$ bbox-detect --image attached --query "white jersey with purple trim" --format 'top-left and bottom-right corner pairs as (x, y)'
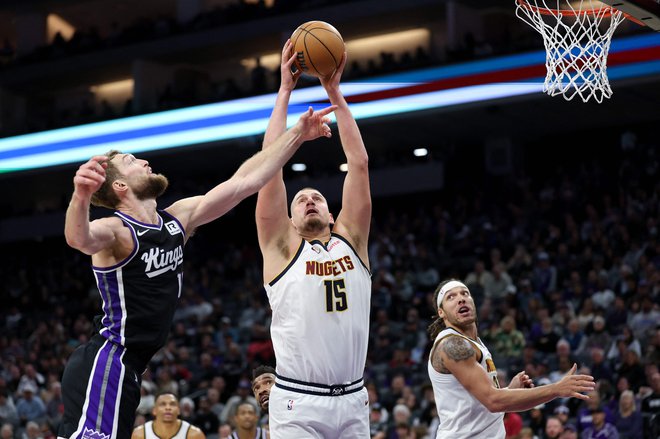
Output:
(428, 327), (505, 439)
(265, 233), (371, 385)
(144, 420), (191, 439)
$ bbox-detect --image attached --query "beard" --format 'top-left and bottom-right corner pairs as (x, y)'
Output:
(133, 173), (169, 200)
(301, 217), (327, 233)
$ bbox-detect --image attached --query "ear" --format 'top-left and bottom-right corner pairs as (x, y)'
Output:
(329, 212), (335, 225)
(112, 179), (128, 195)
(437, 307), (444, 319)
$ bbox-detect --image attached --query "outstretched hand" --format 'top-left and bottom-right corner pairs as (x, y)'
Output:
(508, 371), (534, 389)
(555, 364), (596, 400)
(295, 105), (337, 142)
(281, 39), (302, 92)
(73, 155), (108, 200)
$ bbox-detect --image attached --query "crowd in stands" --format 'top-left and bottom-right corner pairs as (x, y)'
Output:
(0, 0), (560, 138)
(0, 125), (658, 439)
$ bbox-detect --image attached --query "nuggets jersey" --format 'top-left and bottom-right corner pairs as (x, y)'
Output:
(92, 210), (185, 370)
(144, 420), (191, 439)
(265, 233), (371, 385)
(428, 328), (505, 439)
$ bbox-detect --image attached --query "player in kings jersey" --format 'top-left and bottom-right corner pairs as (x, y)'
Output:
(255, 41), (372, 438)
(59, 105), (337, 439)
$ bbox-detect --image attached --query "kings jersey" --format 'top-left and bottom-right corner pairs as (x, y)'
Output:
(92, 210), (184, 370)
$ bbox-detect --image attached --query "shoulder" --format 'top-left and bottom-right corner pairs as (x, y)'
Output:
(92, 215), (125, 229)
(131, 424), (145, 439)
(187, 424), (205, 439)
(438, 335), (478, 362)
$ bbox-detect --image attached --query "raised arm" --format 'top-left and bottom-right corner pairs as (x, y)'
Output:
(435, 336), (595, 413)
(255, 40), (302, 251)
(320, 53), (371, 263)
(64, 155), (118, 255)
(166, 105), (336, 233)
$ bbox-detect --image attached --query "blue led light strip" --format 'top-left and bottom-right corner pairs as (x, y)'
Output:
(1, 33), (658, 174)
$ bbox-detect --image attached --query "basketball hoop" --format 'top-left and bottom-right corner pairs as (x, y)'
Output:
(515, 0), (627, 103)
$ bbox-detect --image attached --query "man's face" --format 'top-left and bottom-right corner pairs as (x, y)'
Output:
(252, 373), (275, 412)
(290, 189), (332, 234)
(152, 394), (180, 423)
(439, 286), (476, 327)
(545, 418), (563, 438)
(111, 153), (168, 200)
(234, 403), (257, 430)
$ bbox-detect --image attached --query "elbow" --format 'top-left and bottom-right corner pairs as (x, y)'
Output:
(483, 395), (505, 413)
(351, 154), (369, 172)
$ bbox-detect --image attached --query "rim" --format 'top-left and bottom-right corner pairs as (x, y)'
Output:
(516, 0), (617, 17)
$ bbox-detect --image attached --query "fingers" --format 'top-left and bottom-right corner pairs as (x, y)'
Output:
(337, 51), (347, 73)
(572, 392), (591, 401)
(316, 105), (338, 117)
(567, 363), (577, 375)
(282, 39), (293, 60)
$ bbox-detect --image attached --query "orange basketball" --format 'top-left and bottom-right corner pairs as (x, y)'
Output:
(290, 21), (345, 78)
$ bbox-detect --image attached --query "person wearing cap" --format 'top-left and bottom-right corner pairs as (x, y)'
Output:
(427, 279), (596, 438)
(15, 383), (46, 426)
(581, 405), (619, 439)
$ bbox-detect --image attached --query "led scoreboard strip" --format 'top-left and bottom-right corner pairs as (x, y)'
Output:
(1, 33), (659, 174)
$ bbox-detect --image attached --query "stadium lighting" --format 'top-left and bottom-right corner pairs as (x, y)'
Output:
(414, 148), (428, 157)
(291, 163), (307, 172)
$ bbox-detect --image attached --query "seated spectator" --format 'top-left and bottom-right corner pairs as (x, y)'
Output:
(544, 415), (564, 439)
(492, 316), (526, 365)
(577, 391), (615, 432)
(640, 371), (660, 438)
(588, 347), (614, 384)
(581, 405), (619, 439)
(559, 423), (577, 439)
(0, 390), (18, 427)
(15, 383), (46, 426)
(613, 390), (642, 439)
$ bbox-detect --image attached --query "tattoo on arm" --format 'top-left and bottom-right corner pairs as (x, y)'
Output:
(442, 336), (476, 362)
(431, 344), (448, 373)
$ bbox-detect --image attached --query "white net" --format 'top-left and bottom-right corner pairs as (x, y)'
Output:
(515, 0), (626, 103)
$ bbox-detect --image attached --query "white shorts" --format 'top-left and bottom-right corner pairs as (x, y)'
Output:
(269, 384), (369, 439)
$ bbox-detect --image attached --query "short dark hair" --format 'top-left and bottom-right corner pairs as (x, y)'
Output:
(154, 390), (179, 402)
(252, 365), (276, 382)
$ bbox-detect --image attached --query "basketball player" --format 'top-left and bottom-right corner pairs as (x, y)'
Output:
(251, 365), (275, 413)
(230, 402), (268, 439)
(131, 392), (205, 439)
(428, 279), (597, 438)
(58, 105), (337, 439)
(255, 40), (371, 438)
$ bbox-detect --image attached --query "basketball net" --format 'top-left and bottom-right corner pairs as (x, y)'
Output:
(515, 0), (626, 103)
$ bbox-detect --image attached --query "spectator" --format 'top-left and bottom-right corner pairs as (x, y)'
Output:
(15, 384), (46, 426)
(559, 423), (577, 439)
(613, 390), (642, 439)
(543, 416), (563, 439)
(0, 390), (18, 427)
(581, 405), (619, 439)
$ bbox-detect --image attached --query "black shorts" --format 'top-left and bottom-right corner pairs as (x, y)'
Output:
(58, 335), (142, 439)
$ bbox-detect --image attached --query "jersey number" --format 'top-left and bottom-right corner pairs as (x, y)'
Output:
(324, 279), (347, 312)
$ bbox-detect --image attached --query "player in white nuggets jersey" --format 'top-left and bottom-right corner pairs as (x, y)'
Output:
(427, 280), (597, 439)
(60, 107), (336, 439)
(131, 392), (205, 439)
(256, 40), (372, 438)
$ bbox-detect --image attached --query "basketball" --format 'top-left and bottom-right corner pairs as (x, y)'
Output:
(290, 21), (345, 78)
